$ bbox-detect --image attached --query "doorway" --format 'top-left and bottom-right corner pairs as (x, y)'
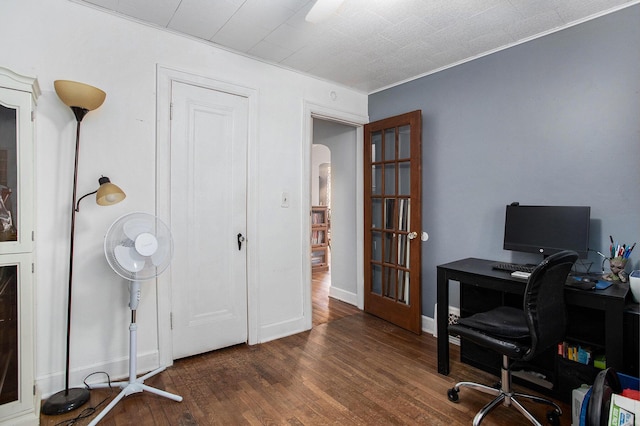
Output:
(310, 117), (364, 325)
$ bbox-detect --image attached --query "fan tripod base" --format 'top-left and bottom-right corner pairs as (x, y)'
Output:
(88, 366), (182, 425)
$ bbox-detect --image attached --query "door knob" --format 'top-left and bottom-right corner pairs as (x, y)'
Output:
(237, 233), (245, 250)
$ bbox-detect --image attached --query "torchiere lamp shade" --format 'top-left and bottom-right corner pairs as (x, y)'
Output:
(96, 176), (126, 206)
(54, 80), (106, 111)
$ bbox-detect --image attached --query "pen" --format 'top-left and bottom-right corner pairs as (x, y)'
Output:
(626, 242), (636, 258)
(610, 235), (614, 244)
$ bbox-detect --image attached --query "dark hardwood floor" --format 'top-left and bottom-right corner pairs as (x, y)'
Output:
(41, 271), (570, 425)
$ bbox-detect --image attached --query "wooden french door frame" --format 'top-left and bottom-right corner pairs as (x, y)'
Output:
(364, 110), (422, 334)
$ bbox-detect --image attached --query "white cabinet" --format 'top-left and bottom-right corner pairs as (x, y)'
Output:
(0, 67), (39, 425)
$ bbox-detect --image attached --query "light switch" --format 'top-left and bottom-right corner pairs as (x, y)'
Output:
(281, 192), (290, 208)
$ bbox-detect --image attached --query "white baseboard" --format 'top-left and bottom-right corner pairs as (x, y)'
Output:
(258, 315), (309, 344)
(37, 350), (160, 399)
(328, 286), (357, 305)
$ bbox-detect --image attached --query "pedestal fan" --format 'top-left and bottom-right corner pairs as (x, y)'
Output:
(88, 212), (182, 425)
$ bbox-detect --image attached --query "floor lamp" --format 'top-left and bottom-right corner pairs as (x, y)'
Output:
(41, 80), (126, 415)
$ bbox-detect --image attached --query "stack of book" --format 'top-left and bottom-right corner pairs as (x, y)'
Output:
(558, 341), (593, 365)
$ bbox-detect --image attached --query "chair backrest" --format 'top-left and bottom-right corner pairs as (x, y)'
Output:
(523, 250), (579, 361)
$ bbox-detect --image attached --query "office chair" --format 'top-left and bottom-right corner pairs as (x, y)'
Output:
(446, 250), (579, 426)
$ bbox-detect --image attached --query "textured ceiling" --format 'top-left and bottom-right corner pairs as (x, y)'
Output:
(78, 0), (638, 93)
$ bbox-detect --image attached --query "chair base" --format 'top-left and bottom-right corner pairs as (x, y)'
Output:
(447, 356), (561, 426)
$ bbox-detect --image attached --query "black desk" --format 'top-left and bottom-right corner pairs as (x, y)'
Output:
(436, 258), (629, 376)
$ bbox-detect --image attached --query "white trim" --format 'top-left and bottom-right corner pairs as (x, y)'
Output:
(155, 65), (260, 368)
(302, 101), (368, 329)
(39, 349), (159, 398)
(328, 287), (357, 306)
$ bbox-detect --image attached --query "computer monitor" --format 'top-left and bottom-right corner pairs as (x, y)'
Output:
(503, 204), (591, 258)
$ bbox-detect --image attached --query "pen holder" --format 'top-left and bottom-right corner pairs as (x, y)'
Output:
(602, 257), (629, 283)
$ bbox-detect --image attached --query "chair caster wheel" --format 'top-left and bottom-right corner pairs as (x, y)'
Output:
(447, 388), (459, 402)
(546, 409), (560, 426)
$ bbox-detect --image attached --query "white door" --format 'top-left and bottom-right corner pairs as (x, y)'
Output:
(169, 81), (248, 359)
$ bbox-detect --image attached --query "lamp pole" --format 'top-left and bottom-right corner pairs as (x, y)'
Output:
(42, 80), (116, 415)
(42, 109), (92, 414)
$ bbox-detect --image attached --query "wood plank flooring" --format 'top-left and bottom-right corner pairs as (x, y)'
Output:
(41, 271), (570, 425)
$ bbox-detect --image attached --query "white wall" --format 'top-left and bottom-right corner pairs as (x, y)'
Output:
(1, 0), (367, 397)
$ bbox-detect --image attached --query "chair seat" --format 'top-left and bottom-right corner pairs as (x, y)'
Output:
(449, 306), (532, 360)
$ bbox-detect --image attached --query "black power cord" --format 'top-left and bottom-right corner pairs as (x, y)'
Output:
(52, 372), (114, 426)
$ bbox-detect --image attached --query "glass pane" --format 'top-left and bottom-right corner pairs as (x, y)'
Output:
(0, 265), (18, 404)
(371, 165), (381, 195)
(397, 270), (410, 304)
(397, 234), (408, 266)
(371, 131), (382, 163)
(0, 105), (18, 242)
(371, 198), (382, 228)
(398, 161), (410, 196)
(398, 199), (410, 231)
(384, 164), (395, 195)
(384, 198), (395, 230)
(371, 264), (382, 295)
(384, 128), (395, 161)
(384, 232), (396, 264)
(398, 124), (411, 158)
(383, 266), (396, 299)
(371, 231), (382, 261)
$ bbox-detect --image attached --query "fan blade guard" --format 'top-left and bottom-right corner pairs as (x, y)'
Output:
(105, 212), (173, 281)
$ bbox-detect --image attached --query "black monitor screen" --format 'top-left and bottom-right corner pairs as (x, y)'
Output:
(503, 205), (590, 258)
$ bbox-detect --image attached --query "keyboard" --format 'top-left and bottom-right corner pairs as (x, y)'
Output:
(492, 262), (535, 273)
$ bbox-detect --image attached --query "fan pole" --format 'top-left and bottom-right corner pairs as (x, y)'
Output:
(87, 281), (182, 425)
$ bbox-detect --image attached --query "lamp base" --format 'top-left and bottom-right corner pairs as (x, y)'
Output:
(41, 387), (90, 415)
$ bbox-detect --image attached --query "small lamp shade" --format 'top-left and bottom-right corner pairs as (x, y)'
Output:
(54, 80), (106, 111)
(96, 176), (126, 206)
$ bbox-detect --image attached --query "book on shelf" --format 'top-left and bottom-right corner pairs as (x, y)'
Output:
(311, 230), (325, 245)
(558, 341), (600, 367)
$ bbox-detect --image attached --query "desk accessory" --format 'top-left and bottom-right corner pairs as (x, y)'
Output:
(603, 238), (635, 282)
(603, 256), (629, 282)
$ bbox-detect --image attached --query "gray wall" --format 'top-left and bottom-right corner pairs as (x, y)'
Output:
(313, 119), (359, 297)
(369, 5), (640, 317)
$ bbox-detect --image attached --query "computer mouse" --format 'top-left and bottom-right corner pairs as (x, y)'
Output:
(581, 277), (597, 283)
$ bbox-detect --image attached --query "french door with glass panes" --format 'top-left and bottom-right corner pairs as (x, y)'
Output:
(363, 111), (422, 334)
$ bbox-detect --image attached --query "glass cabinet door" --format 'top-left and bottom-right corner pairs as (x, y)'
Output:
(0, 68), (38, 424)
(0, 255), (34, 420)
(0, 264), (18, 405)
(0, 104), (18, 243)
(0, 86), (35, 255)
